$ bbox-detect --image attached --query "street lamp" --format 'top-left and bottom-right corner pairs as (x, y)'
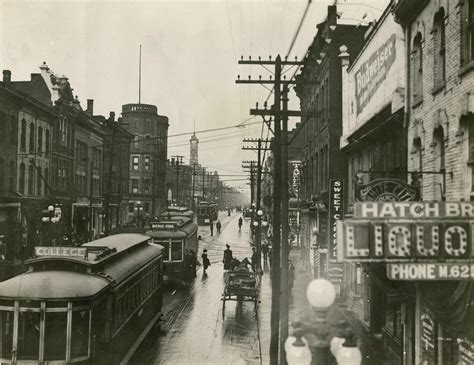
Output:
(252, 209), (267, 273)
(286, 279), (362, 365)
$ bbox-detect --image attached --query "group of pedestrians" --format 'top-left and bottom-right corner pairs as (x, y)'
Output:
(209, 219), (222, 236)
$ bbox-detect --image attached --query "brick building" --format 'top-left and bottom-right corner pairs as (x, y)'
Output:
(392, 0), (474, 363)
(121, 103), (168, 224)
(294, 5), (368, 279)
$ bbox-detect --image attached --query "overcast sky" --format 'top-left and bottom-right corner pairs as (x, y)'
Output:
(0, 0), (388, 191)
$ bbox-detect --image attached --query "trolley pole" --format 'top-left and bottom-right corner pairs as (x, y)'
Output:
(192, 164), (196, 212)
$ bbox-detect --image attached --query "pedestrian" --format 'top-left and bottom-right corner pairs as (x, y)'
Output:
(209, 221), (214, 236)
(262, 242), (269, 261)
(223, 244), (233, 270)
(288, 259), (295, 291)
(201, 249), (211, 274)
(189, 250), (198, 278)
(268, 247), (273, 268)
(251, 247), (258, 272)
(216, 220), (222, 234)
(238, 216), (243, 231)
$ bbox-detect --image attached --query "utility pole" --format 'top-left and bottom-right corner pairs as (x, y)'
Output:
(171, 155), (183, 205)
(236, 54), (308, 364)
(192, 164), (196, 212)
(280, 83), (290, 364)
(243, 138), (270, 273)
(89, 161), (94, 241)
(202, 167), (206, 200)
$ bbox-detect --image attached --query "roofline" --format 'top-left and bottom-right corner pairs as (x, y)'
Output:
(0, 82), (57, 117)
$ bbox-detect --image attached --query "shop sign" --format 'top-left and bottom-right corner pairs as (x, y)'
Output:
(387, 263), (474, 280)
(329, 179), (344, 262)
(355, 34), (396, 115)
(337, 202), (474, 268)
(290, 160), (301, 196)
(35, 246), (87, 259)
(328, 264), (343, 297)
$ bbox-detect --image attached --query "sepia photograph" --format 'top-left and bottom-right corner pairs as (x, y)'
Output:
(0, 0), (473, 364)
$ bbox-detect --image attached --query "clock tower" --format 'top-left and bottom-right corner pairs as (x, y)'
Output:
(190, 132), (199, 166)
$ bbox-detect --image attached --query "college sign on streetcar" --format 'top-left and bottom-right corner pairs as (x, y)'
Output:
(337, 202), (474, 280)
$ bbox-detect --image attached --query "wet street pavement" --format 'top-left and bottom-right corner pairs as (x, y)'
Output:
(131, 211), (272, 365)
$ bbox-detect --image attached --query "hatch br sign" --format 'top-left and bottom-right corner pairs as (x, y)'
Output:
(337, 202), (474, 277)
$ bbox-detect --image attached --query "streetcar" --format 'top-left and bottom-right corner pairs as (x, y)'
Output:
(146, 215), (198, 284)
(0, 234), (163, 365)
(159, 206), (195, 221)
(196, 200), (218, 225)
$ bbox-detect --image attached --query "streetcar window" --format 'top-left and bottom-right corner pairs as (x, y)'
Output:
(171, 241), (183, 261)
(44, 312), (67, 360)
(17, 311), (40, 360)
(161, 241), (170, 261)
(0, 310), (13, 359)
(71, 310), (90, 359)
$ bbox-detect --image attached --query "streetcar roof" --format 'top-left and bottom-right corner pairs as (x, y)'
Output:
(0, 270), (109, 300)
(27, 233), (152, 266)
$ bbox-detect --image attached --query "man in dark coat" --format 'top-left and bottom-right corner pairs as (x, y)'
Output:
(201, 249), (211, 274)
(223, 244), (233, 270)
(251, 247), (259, 272)
(262, 243), (269, 262)
(216, 220), (222, 234)
(209, 221), (214, 236)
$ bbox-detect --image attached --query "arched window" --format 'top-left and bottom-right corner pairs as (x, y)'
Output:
(20, 119), (26, 150)
(432, 127), (445, 200)
(28, 164), (34, 195)
(0, 112), (5, 143)
(10, 116), (17, 146)
(433, 9), (446, 89)
(8, 161), (14, 193)
(412, 137), (423, 173)
(461, 0), (474, 65)
(45, 129), (50, 154)
(0, 159), (4, 192)
(38, 126), (43, 154)
(37, 166), (42, 196)
(19, 163), (25, 194)
(29, 123), (35, 152)
(412, 33), (423, 105)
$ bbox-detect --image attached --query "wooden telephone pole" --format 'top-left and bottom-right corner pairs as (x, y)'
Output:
(236, 55), (310, 364)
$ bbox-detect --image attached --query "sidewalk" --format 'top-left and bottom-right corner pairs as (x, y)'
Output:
(288, 248), (397, 365)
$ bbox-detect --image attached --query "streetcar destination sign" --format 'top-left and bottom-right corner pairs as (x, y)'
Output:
(387, 263), (474, 280)
(35, 246), (87, 258)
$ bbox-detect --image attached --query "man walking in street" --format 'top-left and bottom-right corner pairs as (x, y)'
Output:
(209, 220), (214, 236)
(238, 216), (243, 231)
(216, 220), (222, 234)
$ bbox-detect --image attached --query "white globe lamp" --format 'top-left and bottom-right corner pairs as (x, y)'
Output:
(306, 279), (336, 309)
(335, 334), (362, 365)
(330, 336), (346, 357)
(262, 221), (268, 227)
(48, 205), (54, 212)
(257, 209), (263, 216)
(285, 336), (312, 365)
(253, 221), (258, 227)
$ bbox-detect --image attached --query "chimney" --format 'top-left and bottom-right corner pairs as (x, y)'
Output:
(109, 111), (115, 122)
(3, 70), (11, 84)
(87, 99), (94, 115)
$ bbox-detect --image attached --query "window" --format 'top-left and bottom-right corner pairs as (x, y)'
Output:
(462, 0), (474, 65)
(433, 9), (446, 89)
(145, 135), (153, 152)
(412, 33), (423, 105)
(77, 141), (88, 162)
(19, 163), (25, 194)
(37, 166), (42, 196)
(28, 164), (34, 195)
(132, 156), (139, 171)
(171, 241), (183, 261)
(37, 126), (43, 154)
(131, 179), (139, 193)
(44, 167), (49, 191)
(8, 161), (14, 193)
(10, 116), (17, 146)
(0, 159), (4, 192)
(17, 311), (41, 360)
(59, 115), (67, 146)
(92, 147), (102, 168)
(71, 310), (90, 358)
(145, 156), (150, 171)
(44, 312), (67, 360)
(20, 119), (26, 150)
(133, 135), (139, 149)
(0, 112), (5, 143)
(29, 123), (35, 152)
(0, 310), (14, 359)
(45, 129), (50, 153)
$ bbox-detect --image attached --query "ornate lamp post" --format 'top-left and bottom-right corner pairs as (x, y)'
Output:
(252, 209), (267, 273)
(286, 279), (362, 365)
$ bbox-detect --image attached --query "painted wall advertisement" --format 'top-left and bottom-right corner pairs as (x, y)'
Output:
(328, 179), (344, 295)
(355, 34), (396, 115)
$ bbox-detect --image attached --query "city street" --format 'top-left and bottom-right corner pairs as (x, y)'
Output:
(131, 211), (272, 365)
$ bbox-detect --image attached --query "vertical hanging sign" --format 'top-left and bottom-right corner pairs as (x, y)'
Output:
(329, 179), (344, 262)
